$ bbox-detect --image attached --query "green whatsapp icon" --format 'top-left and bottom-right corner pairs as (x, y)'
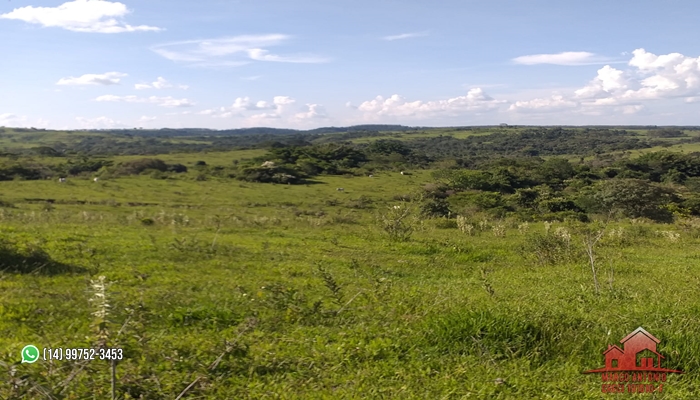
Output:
(21, 345), (40, 364)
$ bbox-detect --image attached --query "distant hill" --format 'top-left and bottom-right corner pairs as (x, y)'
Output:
(81, 125), (420, 137)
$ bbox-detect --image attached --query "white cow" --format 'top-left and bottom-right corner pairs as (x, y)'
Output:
(336, 188), (344, 192)
(58, 178), (66, 183)
(368, 174), (373, 178)
(93, 178), (99, 182)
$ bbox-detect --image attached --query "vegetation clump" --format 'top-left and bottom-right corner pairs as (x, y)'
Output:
(0, 238), (75, 274)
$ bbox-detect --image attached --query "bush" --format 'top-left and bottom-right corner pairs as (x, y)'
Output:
(168, 163), (188, 173)
(519, 233), (576, 266)
(115, 158), (168, 175)
(378, 204), (417, 242)
(238, 166), (303, 184)
(420, 198), (452, 218)
(586, 178), (676, 222)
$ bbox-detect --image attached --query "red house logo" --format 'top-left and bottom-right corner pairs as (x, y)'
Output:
(584, 327), (683, 394)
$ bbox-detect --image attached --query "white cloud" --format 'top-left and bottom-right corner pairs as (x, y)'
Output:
(200, 96), (295, 118)
(574, 49), (700, 104)
(295, 104), (328, 120)
(241, 75), (262, 81)
(513, 51), (606, 66)
(0, 113), (28, 127)
(57, 72), (127, 86)
(138, 116), (157, 122)
(508, 95), (578, 112)
(247, 48), (329, 63)
(75, 116), (125, 129)
(135, 77), (188, 90)
(509, 48), (700, 116)
(94, 95), (194, 107)
(382, 32), (429, 41)
(273, 96), (296, 106)
(356, 88), (505, 119)
(151, 35), (329, 67)
(574, 65), (630, 99)
(0, 0), (161, 33)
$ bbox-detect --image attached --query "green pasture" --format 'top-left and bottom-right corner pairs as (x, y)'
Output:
(1, 169), (700, 398)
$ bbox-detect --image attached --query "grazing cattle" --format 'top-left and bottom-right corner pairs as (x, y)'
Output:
(93, 178), (99, 182)
(58, 178), (66, 183)
(400, 171), (412, 176)
(368, 174), (373, 178)
(336, 188), (344, 192)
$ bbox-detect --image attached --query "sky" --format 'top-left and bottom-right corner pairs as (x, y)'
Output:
(1, 0), (700, 130)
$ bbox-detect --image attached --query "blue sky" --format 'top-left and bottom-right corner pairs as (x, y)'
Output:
(1, 0), (700, 130)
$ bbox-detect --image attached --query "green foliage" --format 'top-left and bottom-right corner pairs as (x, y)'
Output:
(237, 165), (303, 184)
(365, 139), (413, 156)
(5, 133), (700, 397)
(586, 178), (675, 222)
(378, 203), (418, 241)
(420, 198), (452, 218)
(647, 128), (687, 138)
(425, 309), (567, 361)
(519, 232), (575, 265)
(60, 158), (114, 175)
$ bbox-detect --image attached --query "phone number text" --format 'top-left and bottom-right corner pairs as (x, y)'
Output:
(43, 348), (124, 361)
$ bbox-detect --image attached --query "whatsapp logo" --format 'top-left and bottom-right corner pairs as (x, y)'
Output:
(21, 345), (40, 364)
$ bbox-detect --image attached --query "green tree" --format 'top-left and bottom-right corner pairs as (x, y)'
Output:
(587, 178), (676, 222)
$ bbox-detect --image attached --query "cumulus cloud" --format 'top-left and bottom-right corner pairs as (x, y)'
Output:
(574, 49), (700, 104)
(509, 48), (700, 116)
(513, 51), (607, 66)
(382, 32), (429, 41)
(356, 88), (505, 119)
(151, 34), (329, 67)
(94, 95), (194, 107)
(295, 104), (328, 120)
(135, 77), (188, 90)
(57, 72), (127, 86)
(199, 96), (296, 118)
(508, 95), (578, 112)
(0, 0), (161, 33)
(574, 65), (630, 99)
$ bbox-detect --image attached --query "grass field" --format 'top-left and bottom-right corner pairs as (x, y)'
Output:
(2, 164), (700, 399)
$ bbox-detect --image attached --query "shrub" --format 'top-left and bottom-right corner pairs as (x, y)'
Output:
(519, 233), (575, 266)
(115, 158), (168, 175)
(238, 165), (303, 184)
(586, 179), (676, 222)
(378, 204), (417, 242)
(167, 163), (188, 173)
(420, 198), (452, 218)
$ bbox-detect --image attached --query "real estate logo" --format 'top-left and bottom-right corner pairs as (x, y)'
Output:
(583, 327), (683, 394)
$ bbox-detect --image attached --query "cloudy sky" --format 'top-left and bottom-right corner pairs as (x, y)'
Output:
(2, 0), (700, 130)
